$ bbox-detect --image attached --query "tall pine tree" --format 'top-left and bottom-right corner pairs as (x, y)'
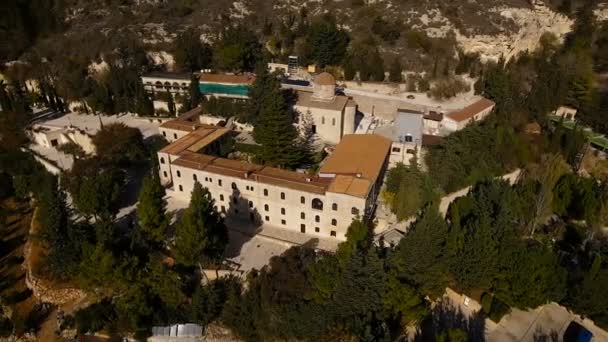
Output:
(174, 182), (228, 266)
(252, 68), (305, 169)
(136, 172), (170, 244)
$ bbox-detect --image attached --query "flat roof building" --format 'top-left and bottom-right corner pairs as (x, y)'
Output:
(157, 113), (391, 243)
(199, 73), (256, 99)
(142, 72), (191, 95)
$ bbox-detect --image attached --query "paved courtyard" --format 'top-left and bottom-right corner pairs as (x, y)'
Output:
(487, 303), (608, 341)
(33, 112), (163, 139)
(166, 194), (339, 272)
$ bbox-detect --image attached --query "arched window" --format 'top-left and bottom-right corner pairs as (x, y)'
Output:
(300, 196), (305, 204)
(162, 131), (166, 137)
(312, 198), (323, 210)
(163, 171), (168, 177)
(351, 207), (360, 215)
(173, 133), (178, 139)
(331, 219), (337, 226)
(264, 204), (269, 212)
(332, 203), (338, 211)
(231, 182), (237, 190)
(178, 185), (183, 192)
(193, 174), (197, 181)
(264, 189), (268, 196)
(160, 157), (165, 164)
(249, 201), (253, 208)
(176, 170), (181, 177)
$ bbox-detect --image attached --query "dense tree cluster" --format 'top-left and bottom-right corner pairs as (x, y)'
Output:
(0, 0), (65, 62)
(384, 163), (440, 221)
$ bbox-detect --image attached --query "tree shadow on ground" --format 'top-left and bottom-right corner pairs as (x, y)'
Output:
(533, 325), (559, 342)
(414, 301), (486, 342)
(222, 187), (259, 266)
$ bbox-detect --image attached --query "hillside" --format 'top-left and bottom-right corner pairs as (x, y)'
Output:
(3, 0), (606, 71)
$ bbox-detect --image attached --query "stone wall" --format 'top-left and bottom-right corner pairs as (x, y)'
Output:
(23, 208), (87, 306)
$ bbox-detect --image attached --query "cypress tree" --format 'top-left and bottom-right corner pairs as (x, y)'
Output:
(167, 91), (176, 117)
(389, 58), (402, 83)
(189, 75), (201, 108)
(174, 182), (228, 266)
(136, 172), (170, 244)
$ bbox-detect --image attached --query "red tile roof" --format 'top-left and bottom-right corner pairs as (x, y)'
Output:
(446, 98), (495, 122)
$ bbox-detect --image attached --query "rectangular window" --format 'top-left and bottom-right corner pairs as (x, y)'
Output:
(163, 171), (168, 177)
(405, 135), (413, 142)
(315, 227), (320, 233)
(176, 170), (181, 177)
(281, 208), (285, 215)
(301, 212), (305, 219)
(221, 206), (226, 213)
(178, 185), (183, 191)
(193, 174), (197, 181)
(281, 192), (285, 200)
(265, 216), (270, 222)
(392, 147), (401, 153)
(281, 219), (286, 225)
(331, 231), (337, 237)
(264, 189), (268, 196)
(300, 224), (306, 233)
(220, 194), (224, 201)
(218, 179), (222, 186)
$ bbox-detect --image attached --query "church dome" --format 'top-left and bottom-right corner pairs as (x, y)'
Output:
(314, 72), (336, 86)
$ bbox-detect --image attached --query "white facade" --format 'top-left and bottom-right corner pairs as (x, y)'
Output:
(387, 142), (419, 167)
(165, 162), (365, 241)
(30, 125), (96, 154)
(293, 73), (357, 145)
(142, 73), (191, 95)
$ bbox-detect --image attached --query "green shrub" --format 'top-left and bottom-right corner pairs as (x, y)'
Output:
(481, 293), (510, 323)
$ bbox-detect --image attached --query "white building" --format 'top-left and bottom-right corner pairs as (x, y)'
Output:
(442, 98), (496, 132)
(371, 109), (424, 167)
(157, 113), (391, 242)
(142, 72), (191, 95)
(30, 124), (96, 154)
(553, 106), (578, 120)
(293, 72), (357, 145)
